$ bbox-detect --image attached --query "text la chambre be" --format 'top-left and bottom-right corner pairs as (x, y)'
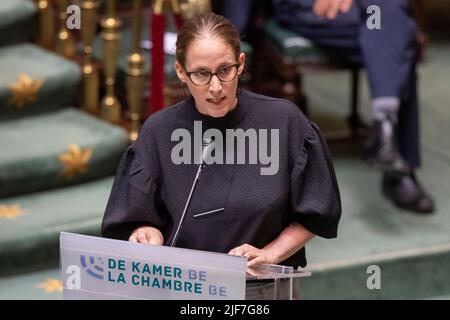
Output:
(107, 258), (228, 296)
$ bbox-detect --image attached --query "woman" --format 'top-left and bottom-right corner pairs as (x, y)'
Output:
(101, 13), (341, 272)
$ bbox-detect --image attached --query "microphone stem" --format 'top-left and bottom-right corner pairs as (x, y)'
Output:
(170, 163), (203, 247)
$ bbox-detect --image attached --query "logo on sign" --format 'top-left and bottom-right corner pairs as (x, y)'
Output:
(80, 255), (105, 280)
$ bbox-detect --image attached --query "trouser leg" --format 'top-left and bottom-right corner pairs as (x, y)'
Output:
(358, 0), (418, 98)
(398, 62), (420, 168)
(359, 0), (420, 168)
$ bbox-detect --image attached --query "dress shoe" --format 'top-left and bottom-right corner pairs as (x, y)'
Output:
(364, 117), (410, 173)
(382, 171), (434, 213)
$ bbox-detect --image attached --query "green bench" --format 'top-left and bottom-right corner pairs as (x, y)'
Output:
(254, 18), (366, 140)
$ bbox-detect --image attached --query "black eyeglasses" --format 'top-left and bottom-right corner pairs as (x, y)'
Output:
(184, 63), (240, 86)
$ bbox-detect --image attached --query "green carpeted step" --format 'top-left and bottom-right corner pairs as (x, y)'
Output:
(1, 262), (450, 300)
(301, 243), (450, 299)
(296, 144), (450, 300)
(1, 246), (450, 299)
(0, 108), (129, 198)
(0, 43), (81, 121)
(0, 0), (36, 47)
(426, 294), (450, 300)
(0, 176), (115, 276)
(0, 267), (62, 300)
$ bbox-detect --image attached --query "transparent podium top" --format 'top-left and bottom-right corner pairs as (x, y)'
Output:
(245, 264), (311, 281)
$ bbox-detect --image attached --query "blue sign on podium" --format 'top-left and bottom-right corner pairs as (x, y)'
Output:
(60, 232), (247, 300)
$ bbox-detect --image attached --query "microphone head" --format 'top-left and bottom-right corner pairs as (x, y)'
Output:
(202, 137), (213, 147)
(201, 138), (214, 164)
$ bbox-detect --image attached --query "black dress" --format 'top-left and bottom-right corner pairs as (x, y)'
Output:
(101, 89), (341, 268)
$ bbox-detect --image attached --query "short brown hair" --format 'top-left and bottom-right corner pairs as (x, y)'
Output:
(175, 13), (241, 67)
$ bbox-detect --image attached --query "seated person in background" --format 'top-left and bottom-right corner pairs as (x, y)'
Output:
(102, 13), (341, 298)
(225, 0), (434, 213)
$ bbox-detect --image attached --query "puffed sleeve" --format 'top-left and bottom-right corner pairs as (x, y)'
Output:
(290, 122), (342, 238)
(101, 144), (168, 240)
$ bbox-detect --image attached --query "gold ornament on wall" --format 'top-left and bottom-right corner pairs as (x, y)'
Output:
(37, 0), (55, 50)
(56, 0), (76, 58)
(180, 0), (211, 19)
(37, 279), (63, 293)
(127, 0), (144, 142)
(80, 0), (100, 114)
(58, 144), (93, 180)
(100, 0), (122, 123)
(0, 204), (25, 219)
(8, 74), (44, 108)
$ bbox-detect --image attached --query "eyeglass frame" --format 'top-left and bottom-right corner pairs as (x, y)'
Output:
(183, 63), (241, 86)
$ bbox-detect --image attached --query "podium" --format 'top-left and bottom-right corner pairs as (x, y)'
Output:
(60, 232), (310, 300)
(245, 264), (310, 300)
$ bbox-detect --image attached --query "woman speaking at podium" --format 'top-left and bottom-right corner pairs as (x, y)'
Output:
(101, 13), (341, 283)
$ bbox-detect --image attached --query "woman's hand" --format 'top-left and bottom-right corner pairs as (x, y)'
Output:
(228, 243), (277, 267)
(229, 223), (315, 268)
(129, 226), (164, 245)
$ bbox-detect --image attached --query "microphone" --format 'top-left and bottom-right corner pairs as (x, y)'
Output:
(201, 137), (215, 165)
(170, 138), (214, 247)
